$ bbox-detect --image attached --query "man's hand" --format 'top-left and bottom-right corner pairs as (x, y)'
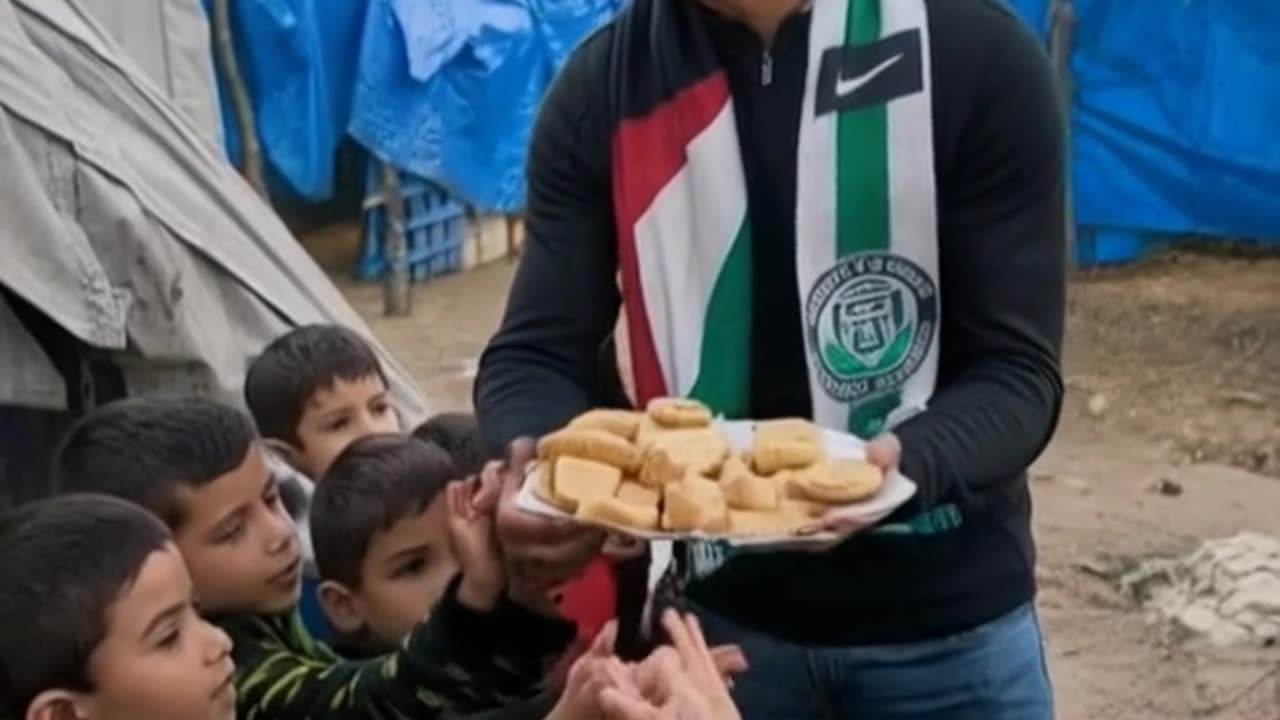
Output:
(496, 438), (607, 592)
(808, 432), (902, 542)
(446, 474), (504, 612)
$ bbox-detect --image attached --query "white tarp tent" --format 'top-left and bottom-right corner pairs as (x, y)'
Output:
(0, 0), (429, 421)
(75, 0), (223, 150)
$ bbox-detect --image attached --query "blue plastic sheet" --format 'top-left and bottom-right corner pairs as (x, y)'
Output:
(1010, 0), (1280, 262)
(207, 0), (365, 201)
(347, 0), (621, 213)
(214, 0), (1280, 256)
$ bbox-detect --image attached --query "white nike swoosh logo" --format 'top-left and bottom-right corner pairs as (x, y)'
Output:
(835, 53), (904, 98)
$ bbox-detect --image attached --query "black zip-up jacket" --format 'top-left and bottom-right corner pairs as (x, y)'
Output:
(476, 0), (1066, 646)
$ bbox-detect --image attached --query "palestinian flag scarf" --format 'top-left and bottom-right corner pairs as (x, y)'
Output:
(612, 0), (940, 438)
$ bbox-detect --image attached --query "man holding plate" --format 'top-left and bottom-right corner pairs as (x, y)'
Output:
(474, 0), (1066, 716)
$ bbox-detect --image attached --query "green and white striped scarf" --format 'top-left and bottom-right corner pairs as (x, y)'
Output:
(615, 0), (939, 440)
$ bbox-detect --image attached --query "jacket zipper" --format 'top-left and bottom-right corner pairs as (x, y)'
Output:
(761, 47), (774, 86)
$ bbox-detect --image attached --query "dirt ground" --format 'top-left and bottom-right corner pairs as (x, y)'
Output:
(329, 243), (1280, 719)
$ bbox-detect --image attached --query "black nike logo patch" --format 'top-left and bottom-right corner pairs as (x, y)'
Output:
(815, 29), (924, 117)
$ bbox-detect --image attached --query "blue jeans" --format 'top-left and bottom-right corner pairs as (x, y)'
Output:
(693, 602), (1054, 720)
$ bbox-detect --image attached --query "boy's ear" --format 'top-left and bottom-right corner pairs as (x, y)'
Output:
(317, 580), (364, 634)
(262, 439), (307, 473)
(26, 690), (85, 720)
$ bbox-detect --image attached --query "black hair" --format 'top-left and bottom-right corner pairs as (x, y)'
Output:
(244, 324), (387, 444)
(51, 396), (258, 529)
(311, 434), (458, 589)
(0, 494), (171, 717)
(411, 412), (488, 476)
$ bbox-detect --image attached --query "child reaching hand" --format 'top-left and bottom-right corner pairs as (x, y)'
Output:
(598, 611), (744, 720)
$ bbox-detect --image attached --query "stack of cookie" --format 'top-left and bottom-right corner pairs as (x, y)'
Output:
(531, 398), (885, 538)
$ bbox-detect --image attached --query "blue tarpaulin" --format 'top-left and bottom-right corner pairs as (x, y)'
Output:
(347, 0), (621, 212)
(214, 0), (1280, 261)
(206, 0), (366, 202)
(1010, 0), (1280, 262)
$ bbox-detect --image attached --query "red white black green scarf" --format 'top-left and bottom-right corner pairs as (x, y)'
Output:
(612, 0), (940, 439)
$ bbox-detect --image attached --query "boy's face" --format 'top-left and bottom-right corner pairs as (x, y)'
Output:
(53, 544), (236, 720)
(173, 444), (302, 616)
(324, 496), (457, 649)
(293, 375), (400, 479)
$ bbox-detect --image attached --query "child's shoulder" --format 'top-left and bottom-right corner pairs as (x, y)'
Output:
(216, 607), (339, 664)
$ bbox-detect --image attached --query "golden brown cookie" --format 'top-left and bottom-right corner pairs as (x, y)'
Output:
(788, 459), (884, 504)
(537, 427), (642, 473)
(728, 508), (808, 535)
(661, 474), (729, 532)
(551, 456), (623, 511)
(780, 497), (829, 519)
(576, 496), (660, 531)
(646, 397), (713, 428)
(634, 414), (664, 449)
(567, 409), (645, 441)
(751, 418), (823, 475)
(531, 465), (577, 513)
(616, 481), (661, 507)
(637, 447), (684, 488)
(723, 471), (781, 512)
(645, 427), (729, 477)
(718, 454), (752, 485)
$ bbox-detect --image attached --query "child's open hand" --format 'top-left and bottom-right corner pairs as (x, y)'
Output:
(545, 621), (623, 720)
(446, 473), (504, 611)
(599, 611), (744, 720)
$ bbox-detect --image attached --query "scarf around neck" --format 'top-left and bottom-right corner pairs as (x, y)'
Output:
(611, 0), (940, 439)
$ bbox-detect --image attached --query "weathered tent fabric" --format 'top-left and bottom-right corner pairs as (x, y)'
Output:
(0, 0), (429, 422)
(74, 0), (223, 150)
(0, 299), (65, 411)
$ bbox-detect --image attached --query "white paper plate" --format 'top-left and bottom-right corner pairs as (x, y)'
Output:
(515, 419), (917, 548)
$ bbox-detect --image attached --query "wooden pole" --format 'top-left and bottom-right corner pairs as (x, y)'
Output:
(211, 0), (267, 197)
(1048, 0), (1078, 265)
(380, 162), (412, 316)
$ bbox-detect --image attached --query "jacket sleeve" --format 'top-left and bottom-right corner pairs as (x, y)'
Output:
(473, 30), (620, 457)
(229, 581), (574, 720)
(892, 11), (1066, 510)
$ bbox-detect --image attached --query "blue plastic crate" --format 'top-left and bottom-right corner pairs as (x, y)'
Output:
(357, 164), (465, 282)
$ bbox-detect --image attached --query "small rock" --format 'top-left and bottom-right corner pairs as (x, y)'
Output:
(1060, 476), (1092, 495)
(1144, 477), (1183, 497)
(1086, 393), (1109, 418)
(1220, 389), (1267, 409)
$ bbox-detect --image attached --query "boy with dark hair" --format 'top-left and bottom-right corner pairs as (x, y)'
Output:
(311, 433), (467, 656)
(412, 411), (489, 476)
(53, 396), (578, 720)
(245, 323), (401, 479)
(0, 493), (235, 720)
(53, 396), (299, 614)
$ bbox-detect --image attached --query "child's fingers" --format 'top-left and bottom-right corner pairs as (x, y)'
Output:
(602, 656), (640, 695)
(472, 469), (502, 513)
(633, 646), (681, 702)
(659, 610), (697, 669)
(600, 687), (665, 720)
(708, 644), (749, 678)
(684, 614), (725, 677)
(590, 619), (619, 656)
(445, 481), (463, 517)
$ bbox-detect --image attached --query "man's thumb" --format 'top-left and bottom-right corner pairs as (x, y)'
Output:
(499, 437), (537, 498)
(864, 432), (901, 471)
(508, 436), (536, 468)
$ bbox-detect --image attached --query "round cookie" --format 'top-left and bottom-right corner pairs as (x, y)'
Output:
(645, 397), (713, 428)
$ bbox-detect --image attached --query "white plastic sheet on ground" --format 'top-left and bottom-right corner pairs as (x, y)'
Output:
(1123, 532), (1280, 647)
